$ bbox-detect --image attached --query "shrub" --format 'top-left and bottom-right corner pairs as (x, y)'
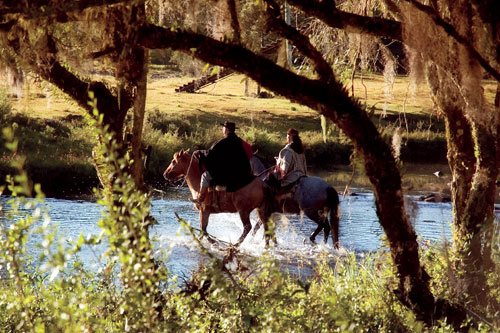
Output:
(147, 108), (193, 136)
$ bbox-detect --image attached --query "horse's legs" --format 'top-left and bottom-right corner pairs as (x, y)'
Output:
(304, 209), (328, 244)
(322, 217), (331, 244)
(319, 206), (331, 243)
(199, 210), (212, 241)
(252, 220), (262, 236)
(235, 211), (252, 246)
(256, 208), (275, 247)
(327, 187), (340, 249)
(309, 224), (323, 244)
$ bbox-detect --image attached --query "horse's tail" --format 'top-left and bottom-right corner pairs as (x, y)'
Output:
(327, 186), (340, 248)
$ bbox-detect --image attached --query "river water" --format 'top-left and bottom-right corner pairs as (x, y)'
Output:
(1, 186), (460, 279)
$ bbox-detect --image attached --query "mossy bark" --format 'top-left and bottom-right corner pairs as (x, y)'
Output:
(456, 124), (498, 307)
(128, 48), (149, 191)
(426, 64), (499, 310)
(90, 4), (149, 193)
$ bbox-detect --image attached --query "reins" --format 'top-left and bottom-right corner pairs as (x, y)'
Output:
(256, 166), (275, 177)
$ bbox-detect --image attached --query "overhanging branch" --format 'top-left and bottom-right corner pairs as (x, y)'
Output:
(288, 0), (500, 82)
(287, 0), (403, 41)
(138, 24), (354, 118)
(263, 0), (335, 83)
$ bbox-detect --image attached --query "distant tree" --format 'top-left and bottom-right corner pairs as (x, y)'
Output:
(0, 1), (149, 191)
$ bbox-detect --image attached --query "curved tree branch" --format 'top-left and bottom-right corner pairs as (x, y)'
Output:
(139, 24), (350, 114)
(286, 0), (403, 41)
(287, 0), (500, 83)
(263, 0), (335, 83)
(2, 25), (124, 133)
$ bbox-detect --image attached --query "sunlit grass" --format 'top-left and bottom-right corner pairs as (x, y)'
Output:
(6, 72), (438, 121)
(5, 70), (498, 126)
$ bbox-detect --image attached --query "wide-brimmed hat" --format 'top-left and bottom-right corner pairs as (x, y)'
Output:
(221, 121), (237, 131)
(287, 128), (299, 136)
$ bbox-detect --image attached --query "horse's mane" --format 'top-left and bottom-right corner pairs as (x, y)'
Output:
(175, 149), (197, 161)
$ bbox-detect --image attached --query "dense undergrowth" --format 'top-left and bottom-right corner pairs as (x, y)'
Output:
(0, 89), (447, 197)
(0, 101), (498, 331)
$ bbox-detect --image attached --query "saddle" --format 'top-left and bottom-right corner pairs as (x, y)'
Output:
(204, 184), (228, 211)
(269, 176), (306, 214)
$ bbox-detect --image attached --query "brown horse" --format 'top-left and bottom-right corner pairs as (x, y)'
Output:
(163, 149), (273, 246)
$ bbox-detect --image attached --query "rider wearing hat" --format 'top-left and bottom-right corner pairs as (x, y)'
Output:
(192, 121), (253, 204)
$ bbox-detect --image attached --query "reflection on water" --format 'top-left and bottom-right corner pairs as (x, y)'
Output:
(1, 186), (457, 278)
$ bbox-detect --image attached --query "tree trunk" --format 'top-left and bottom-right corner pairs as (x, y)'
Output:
(129, 48), (149, 191)
(324, 104), (438, 324)
(93, 3), (149, 193)
(426, 63), (499, 310)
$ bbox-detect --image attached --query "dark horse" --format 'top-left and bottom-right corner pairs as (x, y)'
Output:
(251, 155), (341, 248)
(163, 149), (273, 246)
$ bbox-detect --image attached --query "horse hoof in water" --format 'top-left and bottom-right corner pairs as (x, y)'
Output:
(308, 236), (318, 245)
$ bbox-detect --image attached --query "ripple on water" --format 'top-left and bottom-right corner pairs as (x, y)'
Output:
(0, 191), (455, 278)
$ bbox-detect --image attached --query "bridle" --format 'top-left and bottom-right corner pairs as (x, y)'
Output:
(177, 153), (197, 188)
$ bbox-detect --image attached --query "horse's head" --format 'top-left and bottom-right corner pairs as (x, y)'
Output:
(163, 149), (192, 182)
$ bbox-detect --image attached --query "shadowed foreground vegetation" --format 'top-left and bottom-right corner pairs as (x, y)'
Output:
(1, 117), (498, 332)
(0, 73), (456, 197)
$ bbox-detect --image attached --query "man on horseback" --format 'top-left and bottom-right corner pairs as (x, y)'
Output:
(267, 128), (307, 193)
(191, 121), (254, 205)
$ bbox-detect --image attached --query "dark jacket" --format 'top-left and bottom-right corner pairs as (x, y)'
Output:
(200, 132), (254, 192)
